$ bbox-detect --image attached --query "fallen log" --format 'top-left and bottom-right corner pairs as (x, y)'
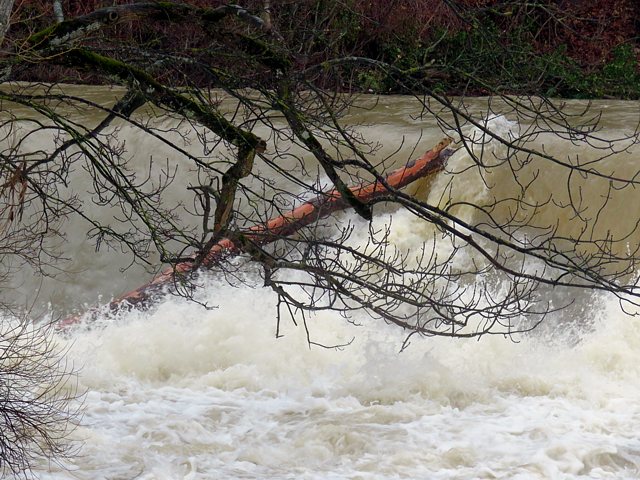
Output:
(60, 137), (455, 328)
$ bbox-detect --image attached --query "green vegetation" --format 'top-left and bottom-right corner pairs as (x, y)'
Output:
(353, 19), (639, 99)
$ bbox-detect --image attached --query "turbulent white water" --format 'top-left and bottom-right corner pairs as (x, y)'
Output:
(40, 268), (640, 479)
(5, 90), (640, 478)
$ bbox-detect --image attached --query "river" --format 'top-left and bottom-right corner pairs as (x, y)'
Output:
(4, 86), (640, 479)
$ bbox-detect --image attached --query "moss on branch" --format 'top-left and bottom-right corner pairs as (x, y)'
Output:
(58, 48), (262, 150)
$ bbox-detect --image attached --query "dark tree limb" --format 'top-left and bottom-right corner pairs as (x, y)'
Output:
(277, 93), (373, 221)
(51, 47), (265, 152)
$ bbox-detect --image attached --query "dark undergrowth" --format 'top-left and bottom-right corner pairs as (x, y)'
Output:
(6, 0), (639, 99)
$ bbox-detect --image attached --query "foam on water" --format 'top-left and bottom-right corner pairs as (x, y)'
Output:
(30, 220), (640, 479)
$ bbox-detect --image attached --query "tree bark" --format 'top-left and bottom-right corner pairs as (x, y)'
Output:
(0, 0), (15, 46)
(261, 0), (272, 31)
(53, 0), (64, 23)
(59, 138), (455, 328)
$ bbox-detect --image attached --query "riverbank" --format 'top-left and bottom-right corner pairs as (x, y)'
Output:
(7, 0), (639, 99)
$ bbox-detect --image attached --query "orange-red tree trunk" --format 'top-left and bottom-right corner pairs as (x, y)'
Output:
(60, 138), (454, 327)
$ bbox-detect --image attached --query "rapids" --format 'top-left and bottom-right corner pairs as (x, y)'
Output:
(4, 88), (640, 478)
(43, 275), (640, 479)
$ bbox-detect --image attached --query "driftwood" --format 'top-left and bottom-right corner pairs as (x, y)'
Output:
(59, 137), (455, 328)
